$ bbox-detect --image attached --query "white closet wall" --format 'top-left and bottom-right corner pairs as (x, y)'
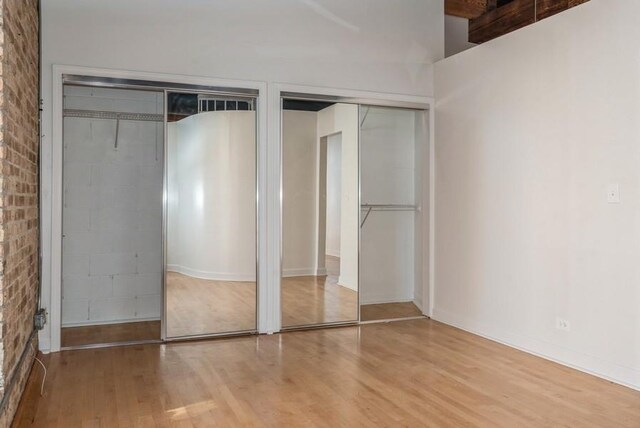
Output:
(62, 86), (163, 326)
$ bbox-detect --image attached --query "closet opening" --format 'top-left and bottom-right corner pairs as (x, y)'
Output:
(359, 106), (428, 322)
(59, 75), (259, 349)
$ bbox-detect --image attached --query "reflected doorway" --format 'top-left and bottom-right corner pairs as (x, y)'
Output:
(281, 99), (359, 328)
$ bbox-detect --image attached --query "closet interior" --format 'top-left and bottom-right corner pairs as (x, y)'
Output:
(61, 85), (164, 347)
(359, 106), (427, 321)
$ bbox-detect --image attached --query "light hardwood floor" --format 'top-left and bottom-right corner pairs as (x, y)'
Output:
(13, 319), (640, 427)
(166, 272), (257, 337)
(61, 321), (160, 348)
(282, 256), (358, 327)
(360, 301), (423, 321)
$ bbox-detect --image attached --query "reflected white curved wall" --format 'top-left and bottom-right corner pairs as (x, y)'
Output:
(167, 111), (256, 281)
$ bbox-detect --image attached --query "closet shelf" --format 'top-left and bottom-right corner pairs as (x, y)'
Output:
(360, 204), (419, 228)
(63, 109), (163, 122)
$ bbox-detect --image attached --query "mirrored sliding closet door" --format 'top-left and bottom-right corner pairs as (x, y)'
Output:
(165, 91), (257, 338)
(280, 98), (359, 328)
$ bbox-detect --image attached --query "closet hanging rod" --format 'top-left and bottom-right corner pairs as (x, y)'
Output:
(63, 109), (164, 122)
(360, 204), (419, 228)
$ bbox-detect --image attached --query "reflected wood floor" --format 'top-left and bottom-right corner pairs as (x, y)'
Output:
(14, 319), (640, 427)
(282, 256), (358, 327)
(360, 301), (423, 321)
(281, 276), (357, 327)
(60, 268), (359, 345)
(166, 272), (257, 337)
(62, 253), (420, 344)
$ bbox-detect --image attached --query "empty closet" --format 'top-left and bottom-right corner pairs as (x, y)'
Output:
(359, 106), (428, 321)
(61, 85), (164, 346)
(60, 78), (258, 348)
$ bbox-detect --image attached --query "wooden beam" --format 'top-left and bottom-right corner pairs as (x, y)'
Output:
(445, 0), (491, 19)
(469, 0), (590, 44)
(469, 0), (535, 44)
(568, 0), (589, 6)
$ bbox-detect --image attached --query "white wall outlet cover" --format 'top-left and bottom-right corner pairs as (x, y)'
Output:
(607, 184), (620, 204)
(556, 317), (571, 332)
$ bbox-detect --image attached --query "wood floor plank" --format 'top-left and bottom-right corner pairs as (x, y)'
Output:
(360, 302), (423, 321)
(12, 319), (640, 427)
(61, 321), (161, 347)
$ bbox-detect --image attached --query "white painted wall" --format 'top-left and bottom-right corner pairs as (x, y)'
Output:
(62, 86), (163, 326)
(41, 1), (443, 98)
(444, 15), (476, 58)
(326, 133), (342, 258)
(317, 104), (359, 290)
(167, 112), (256, 281)
(282, 110), (319, 277)
(435, 0), (640, 390)
(360, 107), (421, 304)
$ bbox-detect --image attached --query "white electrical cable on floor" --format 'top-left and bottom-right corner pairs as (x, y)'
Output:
(30, 342), (47, 396)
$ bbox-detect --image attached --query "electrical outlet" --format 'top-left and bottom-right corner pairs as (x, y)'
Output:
(556, 317), (571, 332)
(607, 184), (620, 203)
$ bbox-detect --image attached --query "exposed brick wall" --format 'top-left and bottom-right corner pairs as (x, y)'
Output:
(0, 0), (40, 424)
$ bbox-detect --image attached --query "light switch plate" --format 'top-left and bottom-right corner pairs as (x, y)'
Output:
(607, 184), (620, 204)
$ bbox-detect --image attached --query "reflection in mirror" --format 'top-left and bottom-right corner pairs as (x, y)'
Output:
(281, 100), (359, 327)
(166, 92), (257, 337)
(359, 106), (426, 322)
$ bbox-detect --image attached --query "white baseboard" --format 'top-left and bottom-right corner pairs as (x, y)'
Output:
(337, 275), (357, 291)
(38, 333), (51, 354)
(360, 295), (415, 305)
(282, 267), (325, 277)
(432, 307), (640, 392)
(62, 316), (161, 328)
(167, 264), (255, 282)
(413, 298), (423, 312)
(326, 249), (341, 258)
